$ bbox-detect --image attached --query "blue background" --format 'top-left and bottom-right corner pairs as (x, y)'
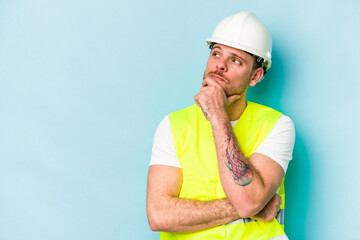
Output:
(1, 0), (359, 239)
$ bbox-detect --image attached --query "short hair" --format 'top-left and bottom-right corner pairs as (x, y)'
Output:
(208, 42), (267, 75)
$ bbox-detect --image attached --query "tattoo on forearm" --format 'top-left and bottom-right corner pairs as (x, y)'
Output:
(199, 104), (208, 117)
(224, 124), (253, 186)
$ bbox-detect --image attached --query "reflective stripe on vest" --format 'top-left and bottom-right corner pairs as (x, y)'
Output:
(229, 209), (284, 225)
(162, 101), (286, 240)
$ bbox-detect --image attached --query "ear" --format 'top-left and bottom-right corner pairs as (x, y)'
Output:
(249, 68), (264, 87)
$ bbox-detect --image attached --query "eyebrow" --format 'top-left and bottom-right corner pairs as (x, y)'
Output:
(212, 46), (248, 63)
(231, 52), (247, 63)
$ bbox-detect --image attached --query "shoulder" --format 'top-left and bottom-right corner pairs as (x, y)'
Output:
(247, 101), (280, 112)
(246, 101), (294, 131)
(246, 101), (282, 121)
(152, 115), (171, 151)
(274, 115), (295, 134)
(150, 115), (181, 168)
(254, 114), (295, 173)
(169, 104), (204, 131)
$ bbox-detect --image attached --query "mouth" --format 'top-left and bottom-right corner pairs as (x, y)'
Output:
(208, 74), (227, 83)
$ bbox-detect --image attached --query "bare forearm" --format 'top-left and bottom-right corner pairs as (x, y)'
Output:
(147, 196), (239, 232)
(193, 78), (284, 220)
(211, 119), (267, 216)
(221, 122), (255, 186)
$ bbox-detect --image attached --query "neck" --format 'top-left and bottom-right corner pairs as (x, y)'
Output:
(227, 95), (247, 121)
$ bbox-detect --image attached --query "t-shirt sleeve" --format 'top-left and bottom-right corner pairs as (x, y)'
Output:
(149, 115), (182, 168)
(253, 115), (295, 173)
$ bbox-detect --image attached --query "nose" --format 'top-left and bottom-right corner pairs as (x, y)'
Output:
(216, 58), (227, 72)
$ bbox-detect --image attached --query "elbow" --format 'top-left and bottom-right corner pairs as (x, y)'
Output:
(147, 194), (179, 232)
(147, 204), (170, 232)
(148, 219), (161, 232)
(147, 208), (162, 231)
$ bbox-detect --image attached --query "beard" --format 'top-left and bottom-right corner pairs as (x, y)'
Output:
(226, 86), (248, 98)
(202, 70), (249, 97)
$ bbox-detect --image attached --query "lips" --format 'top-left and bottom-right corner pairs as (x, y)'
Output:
(209, 74), (226, 83)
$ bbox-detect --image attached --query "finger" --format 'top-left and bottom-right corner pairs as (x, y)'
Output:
(202, 80), (208, 87)
(194, 98), (201, 108)
(203, 77), (223, 90)
(199, 87), (208, 93)
(194, 94), (200, 107)
(199, 84), (220, 97)
(194, 92), (207, 107)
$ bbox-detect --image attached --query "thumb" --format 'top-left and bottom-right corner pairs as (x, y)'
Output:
(227, 94), (241, 104)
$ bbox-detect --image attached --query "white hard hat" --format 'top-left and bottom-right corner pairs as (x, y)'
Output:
(207, 12), (272, 70)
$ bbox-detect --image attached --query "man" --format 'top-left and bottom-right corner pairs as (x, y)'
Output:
(146, 12), (295, 240)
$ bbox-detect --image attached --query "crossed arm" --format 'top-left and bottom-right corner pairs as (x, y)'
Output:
(146, 165), (239, 232)
(146, 78), (284, 232)
(146, 153), (283, 233)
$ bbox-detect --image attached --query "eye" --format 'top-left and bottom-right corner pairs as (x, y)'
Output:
(212, 51), (220, 57)
(232, 58), (241, 65)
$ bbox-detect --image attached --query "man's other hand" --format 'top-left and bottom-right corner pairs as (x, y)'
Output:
(251, 194), (282, 222)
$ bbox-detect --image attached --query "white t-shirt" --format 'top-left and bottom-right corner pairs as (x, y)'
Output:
(150, 114), (295, 173)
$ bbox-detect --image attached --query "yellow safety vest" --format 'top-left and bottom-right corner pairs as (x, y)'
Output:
(161, 101), (286, 240)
